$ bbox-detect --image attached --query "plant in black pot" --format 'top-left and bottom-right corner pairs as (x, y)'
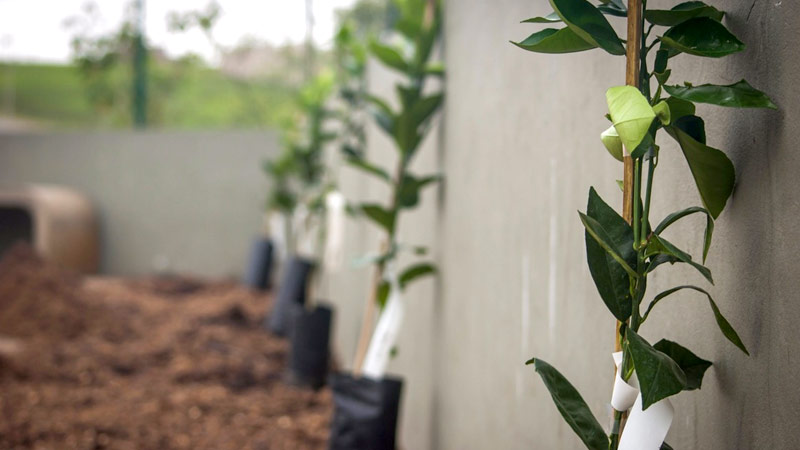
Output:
(329, 0), (444, 448)
(266, 72), (338, 339)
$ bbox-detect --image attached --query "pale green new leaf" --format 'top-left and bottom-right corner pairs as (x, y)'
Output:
(600, 125), (623, 161)
(606, 86), (656, 152)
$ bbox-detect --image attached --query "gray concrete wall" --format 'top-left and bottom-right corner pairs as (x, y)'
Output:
(0, 131), (277, 277)
(328, 0), (800, 449)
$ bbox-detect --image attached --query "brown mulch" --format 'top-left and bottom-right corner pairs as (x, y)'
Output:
(0, 244), (331, 450)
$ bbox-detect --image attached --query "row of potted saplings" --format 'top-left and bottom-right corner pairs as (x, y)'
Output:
(245, 238), (401, 450)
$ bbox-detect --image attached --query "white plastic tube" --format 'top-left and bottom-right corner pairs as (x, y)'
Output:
(362, 271), (404, 379)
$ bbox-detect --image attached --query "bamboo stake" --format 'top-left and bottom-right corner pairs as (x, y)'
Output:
(617, 0), (642, 351)
(612, 0), (643, 442)
(352, 240), (387, 375)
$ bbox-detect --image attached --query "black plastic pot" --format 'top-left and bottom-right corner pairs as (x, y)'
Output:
(286, 304), (333, 389)
(328, 372), (404, 450)
(244, 237), (274, 291)
(267, 256), (315, 336)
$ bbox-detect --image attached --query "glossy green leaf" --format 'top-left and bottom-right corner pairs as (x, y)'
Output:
(646, 234), (713, 284)
(580, 211), (637, 279)
(600, 126), (623, 161)
(584, 188), (635, 321)
(361, 203), (395, 233)
(659, 18), (745, 58)
(346, 157), (392, 183)
(643, 285), (749, 355)
(661, 443), (674, 450)
(607, 86), (656, 152)
(664, 80), (777, 109)
(526, 358), (609, 450)
(512, 27), (596, 54)
(664, 97), (695, 122)
(654, 206), (714, 263)
(369, 41), (409, 72)
(522, 12), (562, 23)
(399, 263), (437, 288)
(549, 0), (625, 55)
(653, 339), (712, 390)
(666, 116), (735, 219)
(626, 329), (687, 410)
(597, 1), (627, 17)
(645, 1), (724, 26)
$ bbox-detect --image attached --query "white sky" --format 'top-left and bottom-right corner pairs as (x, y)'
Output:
(0, 0), (357, 64)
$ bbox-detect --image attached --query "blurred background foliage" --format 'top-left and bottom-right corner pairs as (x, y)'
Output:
(0, 0), (388, 130)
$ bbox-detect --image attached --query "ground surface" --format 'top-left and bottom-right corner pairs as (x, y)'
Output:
(0, 245), (330, 450)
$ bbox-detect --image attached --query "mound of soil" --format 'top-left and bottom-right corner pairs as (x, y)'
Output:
(0, 245), (331, 450)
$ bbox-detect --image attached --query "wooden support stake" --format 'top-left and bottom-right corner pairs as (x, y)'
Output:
(613, 0), (643, 439)
(352, 240), (387, 375)
(617, 0), (642, 351)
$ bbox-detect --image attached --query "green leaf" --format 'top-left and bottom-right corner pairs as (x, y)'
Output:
(584, 187), (635, 321)
(654, 206), (714, 263)
(399, 263), (437, 288)
(600, 126), (623, 161)
(664, 80), (777, 109)
(360, 203), (395, 233)
(526, 358), (609, 450)
(626, 329), (687, 410)
(597, 1), (627, 17)
(549, 0), (625, 55)
(643, 285), (749, 355)
(646, 234), (713, 284)
(653, 339), (712, 390)
(661, 442), (674, 450)
(369, 41), (409, 72)
(645, 1), (724, 27)
(522, 12), (562, 23)
(346, 157), (392, 183)
(664, 97), (695, 122)
(512, 27), (596, 54)
(397, 174), (443, 208)
(653, 101), (671, 125)
(410, 93), (445, 132)
(368, 95), (397, 136)
(424, 63), (446, 77)
(606, 86), (656, 152)
(579, 212), (637, 279)
(377, 280), (390, 308)
(665, 116), (735, 219)
(659, 18), (745, 58)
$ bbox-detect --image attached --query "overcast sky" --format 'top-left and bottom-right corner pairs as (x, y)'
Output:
(0, 0), (357, 64)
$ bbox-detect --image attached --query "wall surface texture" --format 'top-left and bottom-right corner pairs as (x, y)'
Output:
(328, 0), (800, 449)
(0, 131), (277, 276)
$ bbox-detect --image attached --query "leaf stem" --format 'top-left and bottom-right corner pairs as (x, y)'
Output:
(641, 150), (656, 244)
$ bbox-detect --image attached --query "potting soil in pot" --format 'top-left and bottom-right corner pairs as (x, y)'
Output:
(0, 244), (331, 450)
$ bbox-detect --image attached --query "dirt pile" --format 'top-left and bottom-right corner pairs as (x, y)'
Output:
(0, 245), (331, 450)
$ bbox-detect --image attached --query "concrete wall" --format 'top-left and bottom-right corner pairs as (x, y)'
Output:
(0, 131), (277, 277)
(328, 0), (800, 449)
